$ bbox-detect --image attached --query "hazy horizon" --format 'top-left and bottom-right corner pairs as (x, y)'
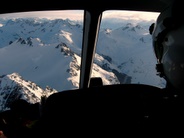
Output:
(0, 10), (159, 22)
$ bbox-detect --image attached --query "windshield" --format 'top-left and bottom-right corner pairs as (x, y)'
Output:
(0, 10), (166, 111)
(0, 10), (84, 109)
(92, 10), (166, 88)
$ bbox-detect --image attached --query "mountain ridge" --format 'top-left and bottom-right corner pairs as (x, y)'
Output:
(0, 17), (165, 110)
(0, 72), (57, 111)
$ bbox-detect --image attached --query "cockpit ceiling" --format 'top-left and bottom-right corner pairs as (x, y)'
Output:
(0, 0), (172, 14)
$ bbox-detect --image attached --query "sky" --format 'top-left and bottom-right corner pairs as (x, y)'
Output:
(0, 10), (159, 21)
(0, 10), (84, 21)
(102, 10), (159, 22)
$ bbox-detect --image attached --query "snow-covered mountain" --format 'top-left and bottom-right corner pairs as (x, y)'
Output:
(0, 73), (56, 111)
(0, 17), (165, 111)
(96, 22), (165, 86)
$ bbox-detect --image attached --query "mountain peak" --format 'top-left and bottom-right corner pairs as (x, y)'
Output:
(0, 73), (57, 111)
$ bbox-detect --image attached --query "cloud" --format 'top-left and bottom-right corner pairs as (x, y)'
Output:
(0, 10), (84, 21)
(102, 10), (159, 21)
(0, 10), (159, 23)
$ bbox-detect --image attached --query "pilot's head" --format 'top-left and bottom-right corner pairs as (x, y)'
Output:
(150, 0), (184, 91)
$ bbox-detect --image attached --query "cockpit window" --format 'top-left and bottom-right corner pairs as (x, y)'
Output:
(0, 9), (167, 109)
(0, 10), (84, 94)
(92, 10), (166, 88)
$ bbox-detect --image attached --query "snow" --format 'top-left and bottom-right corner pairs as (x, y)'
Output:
(0, 11), (166, 94)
